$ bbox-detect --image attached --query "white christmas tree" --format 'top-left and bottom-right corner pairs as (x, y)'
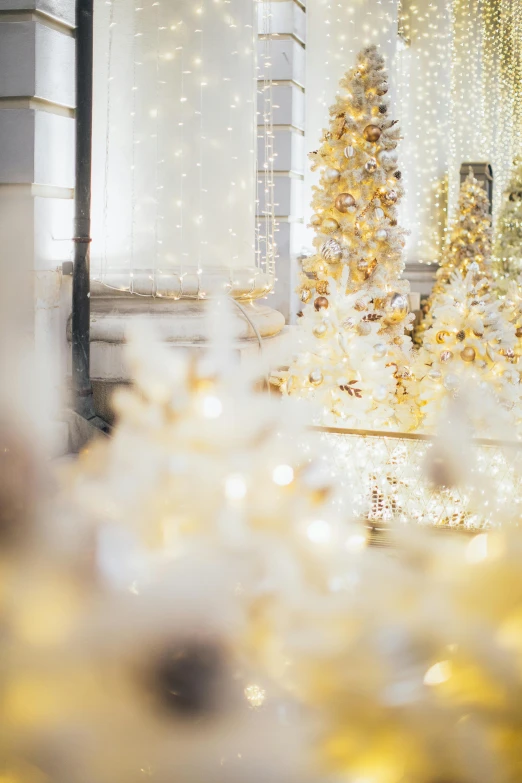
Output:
(280, 45), (416, 430)
(412, 263), (522, 435)
(415, 170), (492, 343)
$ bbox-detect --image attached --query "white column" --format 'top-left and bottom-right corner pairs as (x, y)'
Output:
(260, 0), (306, 322)
(0, 0), (75, 453)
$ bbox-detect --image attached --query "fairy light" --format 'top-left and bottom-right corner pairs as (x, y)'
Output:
(424, 660), (452, 686)
(91, 0), (275, 299)
(225, 473), (247, 500)
(272, 464), (294, 486)
(244, 684), (266, 707)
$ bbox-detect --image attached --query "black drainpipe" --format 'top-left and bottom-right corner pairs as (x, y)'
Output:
(72, 0), (108, 430)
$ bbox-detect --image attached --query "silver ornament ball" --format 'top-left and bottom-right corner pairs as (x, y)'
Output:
(320, 238), (343, 264)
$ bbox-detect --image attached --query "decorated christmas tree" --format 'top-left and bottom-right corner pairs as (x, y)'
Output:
(415, 171), (492, 343)
(493, 159), (522, 289)
(412, 263), (522, 434)
(281, 45), (416, 430)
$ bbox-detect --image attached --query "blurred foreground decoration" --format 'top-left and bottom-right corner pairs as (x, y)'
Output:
(5, 304), (522, 783)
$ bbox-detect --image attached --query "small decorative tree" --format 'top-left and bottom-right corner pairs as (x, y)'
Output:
(284, 45), (415, 430)
(415, 171), (492, 343)
(412, 263), (522, 434)
(493, 159), (522, 290)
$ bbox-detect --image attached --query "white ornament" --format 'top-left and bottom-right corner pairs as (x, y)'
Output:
(443, 374), (459, 391)
(375, 229), (387, 241)
(324, 168), (341, 184)
(375, 208), (385, 219)
(373, 385), (388, 402)
(373, 343), (386, 358)
(344, 145), (355, 158)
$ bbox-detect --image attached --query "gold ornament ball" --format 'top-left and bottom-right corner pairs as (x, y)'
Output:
(313, 322), (329, 338)
(344, 145), (355, 158)
(440, 350), (453, 363)
(320, 238), (343, 264)
(322, 217), (339, 232)
(365, 157), (378, 173)
(324, 168), (341, 184)
(460, 346), (476, 362)
(363, 124), (382, 143)
(310, 214), (322, 227)
(436, 330), (450, 344)
(382, 189), (398, 206)
(308, 369), (323, 386)
(335, 193), (356, 213)
(314, 296), (329, 311)
(383, 292), (409, 324)
(300, 289), (311, 304)
(516, 327), (522, 338)
(456, 329), (466, 342)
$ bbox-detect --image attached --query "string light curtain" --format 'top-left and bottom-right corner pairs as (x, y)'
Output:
(91, 0), (275, 299)
(397, 0), (522, 267)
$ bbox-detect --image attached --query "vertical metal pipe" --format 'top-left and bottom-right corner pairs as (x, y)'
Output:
(72, 0), (95, 419)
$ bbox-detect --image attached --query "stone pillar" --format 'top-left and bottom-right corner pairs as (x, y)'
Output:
(0, 0), (75, 453)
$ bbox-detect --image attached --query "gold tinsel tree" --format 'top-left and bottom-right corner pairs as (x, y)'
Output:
(281, 45), (416, 430)
(415, 171), (492, 343)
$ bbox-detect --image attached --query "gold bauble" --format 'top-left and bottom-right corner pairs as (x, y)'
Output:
(308, 369), (323, 386)
(436, 330), (450, 344)
(363, 124), (382, 143)
(322, 217), (339, 232)
(314, 296), (329, 311)
(313, 322), (328, 338)
(460, 346), (476, 362)
(381, 189), (398, 206)
(516, 327), (522, 338)
(382, 292), (409, 324)
(300, 289), (311, 304)
(456, 329), (466, 342)
(310, 214), (322, 227)
(364, 157), (378, 172)
(335, 193), (356, 213)
(440, 350), (453, 363)
(320, 238), (343, 264)
(324, 168), (341, 184)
